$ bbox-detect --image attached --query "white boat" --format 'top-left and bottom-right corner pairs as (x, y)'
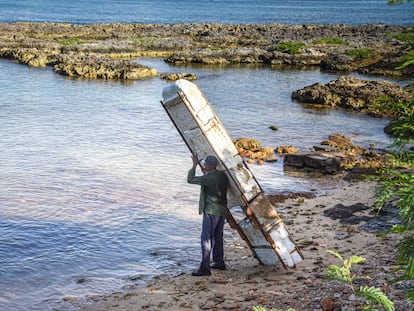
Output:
(161, 79), (303, 268)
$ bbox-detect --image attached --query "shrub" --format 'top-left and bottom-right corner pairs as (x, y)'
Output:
(325, 250), (395, 311)
(376, 103), (414, 307)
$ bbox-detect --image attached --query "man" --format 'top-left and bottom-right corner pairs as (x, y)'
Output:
(187, 153), (228, 276)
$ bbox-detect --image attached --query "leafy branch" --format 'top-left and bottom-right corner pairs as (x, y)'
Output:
(325, 250), (394, 311)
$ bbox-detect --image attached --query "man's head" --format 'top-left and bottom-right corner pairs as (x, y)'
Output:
(203, 155), (218, 171)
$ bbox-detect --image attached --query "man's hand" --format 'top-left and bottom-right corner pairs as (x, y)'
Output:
(191, 152), (199, 168)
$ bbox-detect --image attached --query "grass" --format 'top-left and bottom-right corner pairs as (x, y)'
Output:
(58, 37), (87, 46)
(274, 41), (306, 55)
(313, 37), (345, 45)
(345, 48), (375, 59)
(135, 36), (157, 45)
(389, 32), (414, 42)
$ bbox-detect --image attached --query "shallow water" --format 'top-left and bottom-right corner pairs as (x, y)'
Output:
(0, 57), (399, 310)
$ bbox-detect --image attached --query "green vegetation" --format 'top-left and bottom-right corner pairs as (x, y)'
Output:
(274, 41), (306, 55)
(313, 37), (345, 45)
(135, 36), (157, 45)
(345, 48), (375, 59)
(325, 250), (395, 311)
(388, 1), (414, 70)
(252, 307), (296, 311)
(210, 46), (224, 51)
(375, 106), (414, 307)
(368, 96), (414, 116)
(57, 37), (87, 46)
(388, 0), (413, 4)
(389, 32), (414, 43)
(397, 50), (414, 69)
(374, 6), (414, 306)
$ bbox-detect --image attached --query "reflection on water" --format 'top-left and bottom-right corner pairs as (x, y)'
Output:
(0, 58), (395, 310)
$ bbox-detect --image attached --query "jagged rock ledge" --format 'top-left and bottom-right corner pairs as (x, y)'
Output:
(0, 22), (413, 80)
(292, 75), (413, 117)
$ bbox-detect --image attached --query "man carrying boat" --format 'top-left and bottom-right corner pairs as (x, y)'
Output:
(187, 153), (228, 276)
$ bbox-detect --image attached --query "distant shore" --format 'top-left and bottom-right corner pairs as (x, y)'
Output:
(0, 22), (413, 80)
(76, 179), (410, 311)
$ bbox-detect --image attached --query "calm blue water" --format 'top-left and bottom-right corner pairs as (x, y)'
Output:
(0, 0), (412, 25)
(0, 58), (397, 311)
(0, 1), (411, 311)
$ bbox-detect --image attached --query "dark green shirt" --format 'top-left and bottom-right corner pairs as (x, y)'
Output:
(187, 167), (228, 216)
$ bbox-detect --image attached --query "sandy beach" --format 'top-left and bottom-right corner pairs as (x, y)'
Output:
(77, 178), (410, 311)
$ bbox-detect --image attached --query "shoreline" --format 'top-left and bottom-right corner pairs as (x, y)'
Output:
(1, 22), (413, 80)
(76, 179), (410, 311)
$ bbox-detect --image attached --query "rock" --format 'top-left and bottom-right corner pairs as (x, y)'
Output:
(282, 134), (387, 174)
(234, 138), (278, 163)
(344, 165), (380, 181)
(250, 147), (274, 159)
(160, 72), (197, 81)
(320, 297), (336, 311)
(276, 146), (298, 154)
(291, 76), (412, 117)
(267, 191), (316, 204)
(321, 134), (364, 156)
(323, 203), (370, 223)
(233, 137), (261, 151)
(53, 55), (158, 79)
(313, 145), (339, 152)
(283, 151), (344, 174)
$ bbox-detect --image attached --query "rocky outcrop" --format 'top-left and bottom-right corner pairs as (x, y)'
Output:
(233, 138), (277, 164)
(0, 22), (413, 80)
(160, 72), (197, 81)
(291, 76), (412, 117)
(283, 134), (387, 174)
(284, 151), (345, 174)
(233, 134), (387, 174)
(276, 146), (298, 154)
(53, 55), (158, 79)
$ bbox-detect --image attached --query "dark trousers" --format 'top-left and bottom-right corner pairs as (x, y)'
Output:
(199, 213), (225, 272)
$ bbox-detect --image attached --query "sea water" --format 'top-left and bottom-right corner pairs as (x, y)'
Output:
(0, 0), (412, 25)
(0, 1), (412, 310)
(0, 58), (399, 311)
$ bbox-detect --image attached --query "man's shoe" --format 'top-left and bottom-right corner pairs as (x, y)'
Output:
(191, 270), (211, 276)
(210, 263), (226, 270)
